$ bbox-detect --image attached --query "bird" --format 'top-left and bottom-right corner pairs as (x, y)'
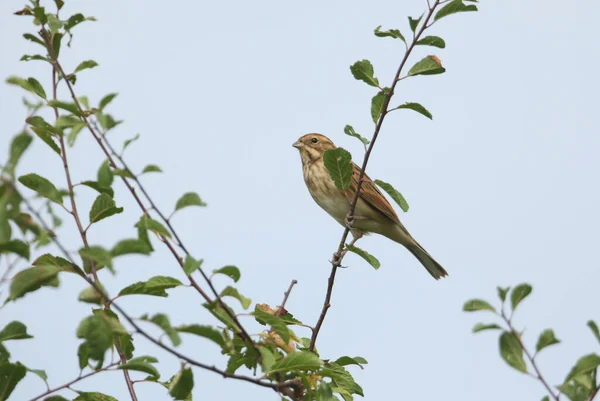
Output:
(292, 133), (447, 280)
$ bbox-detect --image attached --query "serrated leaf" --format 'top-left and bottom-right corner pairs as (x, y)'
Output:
(472, 323), (502, 333)
(0, 321), (33, 341)
(89, 193), (123, 224)
(176, 324), (225, 347)
(97, 160), (113, 188)
(373, 26), (405, 43)
(8, 132), (33, 173)
(370, 91), (386, 123)
(80, 181), (114, 197)
(510, 283), (532, 311)
(416, 35), (446, 48)
(135, 216), (172, 238)
(334, 356), (368, 369)
(112, 168), (134, 179)
(267, 351), (322, 374)
(212, 265), (240, 282)
(27, 367), (48, 382)
(8, 265), (62, 301)
(323, 148), (353, 191)
(47, 100), (81, 116)
(169, 367), (194, 400)
(536, 329), (560, 353)
(259, 346), (276, 372)
(204, 301), (239, 331)
(182, 255), (202, 275)
(30, 127), (61, 155)
(20, 54), (50, 63)
(408, 14), (423, 33)
(142, 164), (162, 174)
(343, 125), (369, 145)
(564, 354), (600, 383)
(463, 299), (496, 313)
(74, 60), (98, 73)
(175, 192), (207, 212)
(435, 0), (478, 21)
(18, 173), (63, 204)
(117, 356), (160, 379)
(497, 286), (510, 302)
(140, 314), (181, 346)
(73, 392), (118, 401)
(345, 244), (380, 269)
(47, 14), (63, 33)
(392, 102), (432, 120)
(78, 285), (105, 305)
(99, 93), (118, 111)
(0, 362), (26, 400)
(220, 286), (251, 309)
(254, 309), (290, 343)
(499, 331), (527, 373)
(408, 56), (445, 76)
(111, 239), (152, 257)
(374, 179), (409, 212)
(79, 246), (112, 272)
(23, 33), (46, 47)
(349, 59), (379, 87)
(0, 240), (30, 260)
(118, 275), (182, 297)
(587, 321), (600, 344)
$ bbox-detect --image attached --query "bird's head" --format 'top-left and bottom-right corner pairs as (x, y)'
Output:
(292, 133), (336, 164)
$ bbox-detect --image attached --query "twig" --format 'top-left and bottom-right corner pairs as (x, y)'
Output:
(276, 279), (298, 316)
(29, 362), (119, 401)
(309, 0), (444, 352)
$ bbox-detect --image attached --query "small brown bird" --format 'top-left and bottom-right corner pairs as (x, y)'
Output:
(293, 133), (447, 280)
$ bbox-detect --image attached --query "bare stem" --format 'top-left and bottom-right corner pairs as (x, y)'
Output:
(309, 0), (444, 352)
(276, 279), (298, 316)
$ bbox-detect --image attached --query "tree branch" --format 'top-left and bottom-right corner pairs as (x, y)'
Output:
(309, 0), (444, 352)
(276, 279), (298, 316)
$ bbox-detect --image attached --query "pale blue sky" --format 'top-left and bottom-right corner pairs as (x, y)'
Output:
(1, 0), (599, 400)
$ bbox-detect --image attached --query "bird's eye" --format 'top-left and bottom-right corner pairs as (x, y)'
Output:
(311, 137), (318, 144)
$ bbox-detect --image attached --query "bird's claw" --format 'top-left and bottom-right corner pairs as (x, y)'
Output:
(344, 215), (355, 229)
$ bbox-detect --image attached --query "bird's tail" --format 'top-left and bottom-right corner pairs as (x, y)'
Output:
(406, 240), (448, 280)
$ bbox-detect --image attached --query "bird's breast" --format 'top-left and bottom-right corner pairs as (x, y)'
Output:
(302, 161), (349, 220)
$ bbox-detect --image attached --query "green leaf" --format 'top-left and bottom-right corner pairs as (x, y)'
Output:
(0, 361), (27, 400)
(0, 240), (30, 260)
(117, 356), (160, 379)
(408, 14), (423, 33)
(345, 244), (380, 269)
(408, 56), (446, 76)
(52, 33), (63, 58)
(8, 265), (62, 301)
(253, 309), (290, 343)
(78, 285), (105, 305)
(0, 344), (9, 363)
(6, 76), (45, 99)
(27, 116), (59, 134)
(73, 392), (118, 401)
(497, 286), (510, 302)
(112, 168), (134, 179)
(20, 54), (50, 63)
(111, 238), (152, 257)
(89, 193), (123, 224)
(27, 367), (48, 382)
(373, 26), (405, 43)
(23, 33), (46, 47)
(212, 265), (240, 282)
(472, 323), (502, 333)
(140, 314), (181, 346)
(587, 321), (600, 344)
(267, 351), (322, 374)
(391, 102), (433, 120)
(30, 127), (61, 155)
(316, 381), (337, 401)
(374, 179), (409, 212)
(169, 367), (194, 400)
(335, 356), (368, 369)
(175, 324), (225, 347)
(142, 164), (162, 174)
(67, 122), (86, 147)
(220, 286), (251, 309)
(510, 283), (532, 311)
(96, 113), (123, 131)
(98, 93), (118, 111)
(74, 60), (98, 73)
(97, 160), (114, 188)
(47, 14), (63, 33)
(321, 363), (364, 397)
(119, 275), (182, 297)
(343, 125), (369, 146)
(18, 173), (63, 204)
(564, 354), (600, 383)
(370, 91), (386, 123)
(79, 246), (113, 272)
(499, 331), (527, 373)
(204, 302), (239, 331)
(44, 396), (70, 401)
(435, 0), (478, 21)
(54, 0), (65, 10)
(0, 195), (11, 243)
(33, 7), (47, 24)
(135, 216), (172, 239)
(175, 192), (207, 211)
(8, 132), (33, 173)
(536, 329), (560, 353)
(323, 148), (353, 192)
(64, 13), (86, 30)
(80, 181), (114, 197)
(463, 299), (496, 313)
(0, 321), (33, 341)
(47, 100), (81, 116)
(416, 35), (446, 48)
(349, 59), (379, 87)
(76, 314), (116, 365)
(122, 133), (140, 153)
(183, 255), (202, 275)
(258, 346), (276, 372)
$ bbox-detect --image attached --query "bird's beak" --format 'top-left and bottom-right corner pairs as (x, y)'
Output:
(292, 141), (303, 149)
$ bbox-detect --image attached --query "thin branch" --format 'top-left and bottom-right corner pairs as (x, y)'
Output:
(276, 279), (298, 316)
(309, 0), (444, 352)
(29, 362), (119, 401)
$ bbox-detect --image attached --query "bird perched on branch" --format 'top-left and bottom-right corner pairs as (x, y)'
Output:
(293, 133), (447, 280)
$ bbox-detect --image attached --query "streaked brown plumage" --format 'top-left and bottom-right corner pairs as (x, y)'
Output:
(293, 133), (448, 280)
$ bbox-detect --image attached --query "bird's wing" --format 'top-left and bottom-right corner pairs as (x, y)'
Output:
(349, 163), (402, 226)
